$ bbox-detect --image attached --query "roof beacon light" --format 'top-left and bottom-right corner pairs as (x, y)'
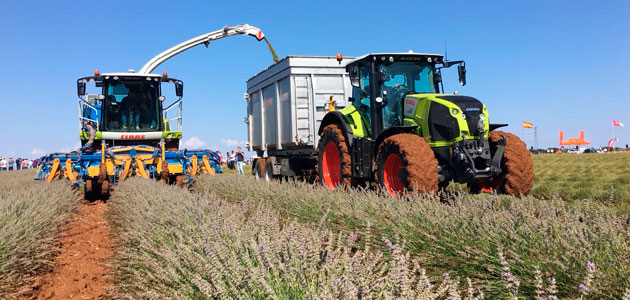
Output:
(336, 53), (343, 64)
(163, 71), (168, 77)
(94, 69), (100, 76)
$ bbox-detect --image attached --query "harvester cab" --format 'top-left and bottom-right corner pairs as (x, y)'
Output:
(35, 23), (273, 194)
(317, 53), (534, 196)
(77, 71), (184, 150)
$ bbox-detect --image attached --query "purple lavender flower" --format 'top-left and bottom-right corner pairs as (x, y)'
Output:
(579, 282), (586, 293)
(426, 281), (432, 287)
(384, 239), (394, 250)
(444, 274), (450, 280)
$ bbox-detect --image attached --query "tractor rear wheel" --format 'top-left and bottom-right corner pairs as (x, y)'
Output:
(317, 124), (352, 190)
(254, 158), (266, 181)
(468, 131), (534, 196)
(376, 134), (439, 197)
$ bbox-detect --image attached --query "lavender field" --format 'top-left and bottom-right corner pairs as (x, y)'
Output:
(104, 175), (630, 299)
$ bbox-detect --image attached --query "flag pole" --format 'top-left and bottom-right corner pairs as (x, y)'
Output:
(534, 126), (538, 150)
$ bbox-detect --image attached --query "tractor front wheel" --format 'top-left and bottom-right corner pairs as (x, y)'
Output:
(317, 124), (352, 190)
(468, 131), (534, 196)
(376, 134), (439, 197)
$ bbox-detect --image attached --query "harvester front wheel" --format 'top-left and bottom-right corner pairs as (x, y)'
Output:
(317, 124), (352, 190)
(376, 134), (439, 197)
(254, 158), (266, 181)
(468, 131), (534, 196)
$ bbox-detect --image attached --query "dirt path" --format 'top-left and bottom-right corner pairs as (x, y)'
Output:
(32, 201), (112, 299)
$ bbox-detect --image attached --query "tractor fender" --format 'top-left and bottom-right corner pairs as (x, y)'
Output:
(489, 123), (508, 131)
(374, 126), (418, 155)
(318, 111), (356, 146)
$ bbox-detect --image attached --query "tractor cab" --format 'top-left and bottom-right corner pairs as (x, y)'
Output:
(77, 71), (184, 149)
(345, 53), (467, 139)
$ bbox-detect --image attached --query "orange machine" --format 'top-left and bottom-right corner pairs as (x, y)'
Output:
(559, 130), (590, 146)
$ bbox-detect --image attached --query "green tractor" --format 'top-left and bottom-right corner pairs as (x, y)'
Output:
(317, 53), (533, 196)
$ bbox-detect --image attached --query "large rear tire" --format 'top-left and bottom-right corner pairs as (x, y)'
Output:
(376, 134), (439, 197)
(468, 131), (534, 196)
(317, 124), (352, 190)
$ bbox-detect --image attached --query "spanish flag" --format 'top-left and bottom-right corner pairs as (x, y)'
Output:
(522, 121), (534, 128)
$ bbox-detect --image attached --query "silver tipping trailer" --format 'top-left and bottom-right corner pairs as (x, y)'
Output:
(245, 55), (354, 179)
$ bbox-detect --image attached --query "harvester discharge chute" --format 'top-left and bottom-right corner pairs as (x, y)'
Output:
(36, 24), (271, 197)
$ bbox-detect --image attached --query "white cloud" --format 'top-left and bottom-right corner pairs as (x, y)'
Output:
(31, 148), (46, 157)
(182, 136), (207, 149)
(220, 138), (245, 147)
(59, 142), (81, 153)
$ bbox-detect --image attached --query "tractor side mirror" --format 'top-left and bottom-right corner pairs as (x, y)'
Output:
(77, 81), (86, 96)
(458, 64), (467, 86)
(349, 65), (360, 87)
(175, 81), (184, 97)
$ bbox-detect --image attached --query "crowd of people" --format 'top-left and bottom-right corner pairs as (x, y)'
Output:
(214, 147), (247, 175)
(0, 157), (38, 171)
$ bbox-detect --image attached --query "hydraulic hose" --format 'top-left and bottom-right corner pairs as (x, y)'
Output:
(80, 123), (97, 153)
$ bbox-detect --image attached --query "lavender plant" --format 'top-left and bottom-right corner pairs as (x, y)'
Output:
(0, 170), (82, 297)
(193, 175), (630, 298)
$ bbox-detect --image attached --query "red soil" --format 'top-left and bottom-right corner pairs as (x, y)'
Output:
(31, 201), (112, 299)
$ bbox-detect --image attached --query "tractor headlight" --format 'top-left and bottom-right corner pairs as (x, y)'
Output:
(451, 108), (459, 115)
(479, 114), (486, 121)
(461, 113), (466, 120)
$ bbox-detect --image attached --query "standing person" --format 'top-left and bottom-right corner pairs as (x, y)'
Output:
(216, 149), (223, 165)
(21, 159), (28, 170)
(0, 157), (6, 171)
(15, 157), (21, 170)
(8, 157), (14, 171)
(235, 147), (245, 175)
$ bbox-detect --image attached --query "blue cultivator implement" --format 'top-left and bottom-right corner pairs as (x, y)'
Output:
(36, 141), (222, 197)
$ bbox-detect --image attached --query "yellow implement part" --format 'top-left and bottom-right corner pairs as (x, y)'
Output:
(46, 158), (60, 182)
(161, 141), (166, 161)
(168, 163), (183, 174)
(101, 142), (106, 163)
(87, 166), (100, 177)
(202, 155), (215, 175)
(190, 155), (199, 177)
(136, 156), (148, 178)
(119, 157), (132, 181)
(64, 158), (76, 182)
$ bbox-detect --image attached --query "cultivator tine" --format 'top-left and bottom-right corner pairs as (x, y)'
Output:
(46, 158), (60, 183)
(119, 157), (132, 181)
(190, 154), (199, 177)
(135, 156), (149, 178)
(201, 155), (215, 175)
(64, 158), (77, 183)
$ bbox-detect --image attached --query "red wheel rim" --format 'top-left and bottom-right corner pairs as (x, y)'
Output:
(383, 153), (405, 197)
(478, 179), (502, 193)
(322, 141), (341, 189)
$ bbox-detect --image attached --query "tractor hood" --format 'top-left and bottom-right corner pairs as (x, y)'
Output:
(403, 93), (489, 145)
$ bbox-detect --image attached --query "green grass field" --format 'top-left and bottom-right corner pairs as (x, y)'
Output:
(531, 152), (630, 202)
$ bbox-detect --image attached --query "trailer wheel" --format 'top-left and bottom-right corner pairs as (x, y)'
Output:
(264, 157), (277, 182)
(317, 124), (352, 189)
(254, 158), (266, 181)
(376, 134), (438, 197)
(468, 131), (534, 196)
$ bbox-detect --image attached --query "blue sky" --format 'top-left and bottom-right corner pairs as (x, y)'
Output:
(0, 0), (628, 158)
